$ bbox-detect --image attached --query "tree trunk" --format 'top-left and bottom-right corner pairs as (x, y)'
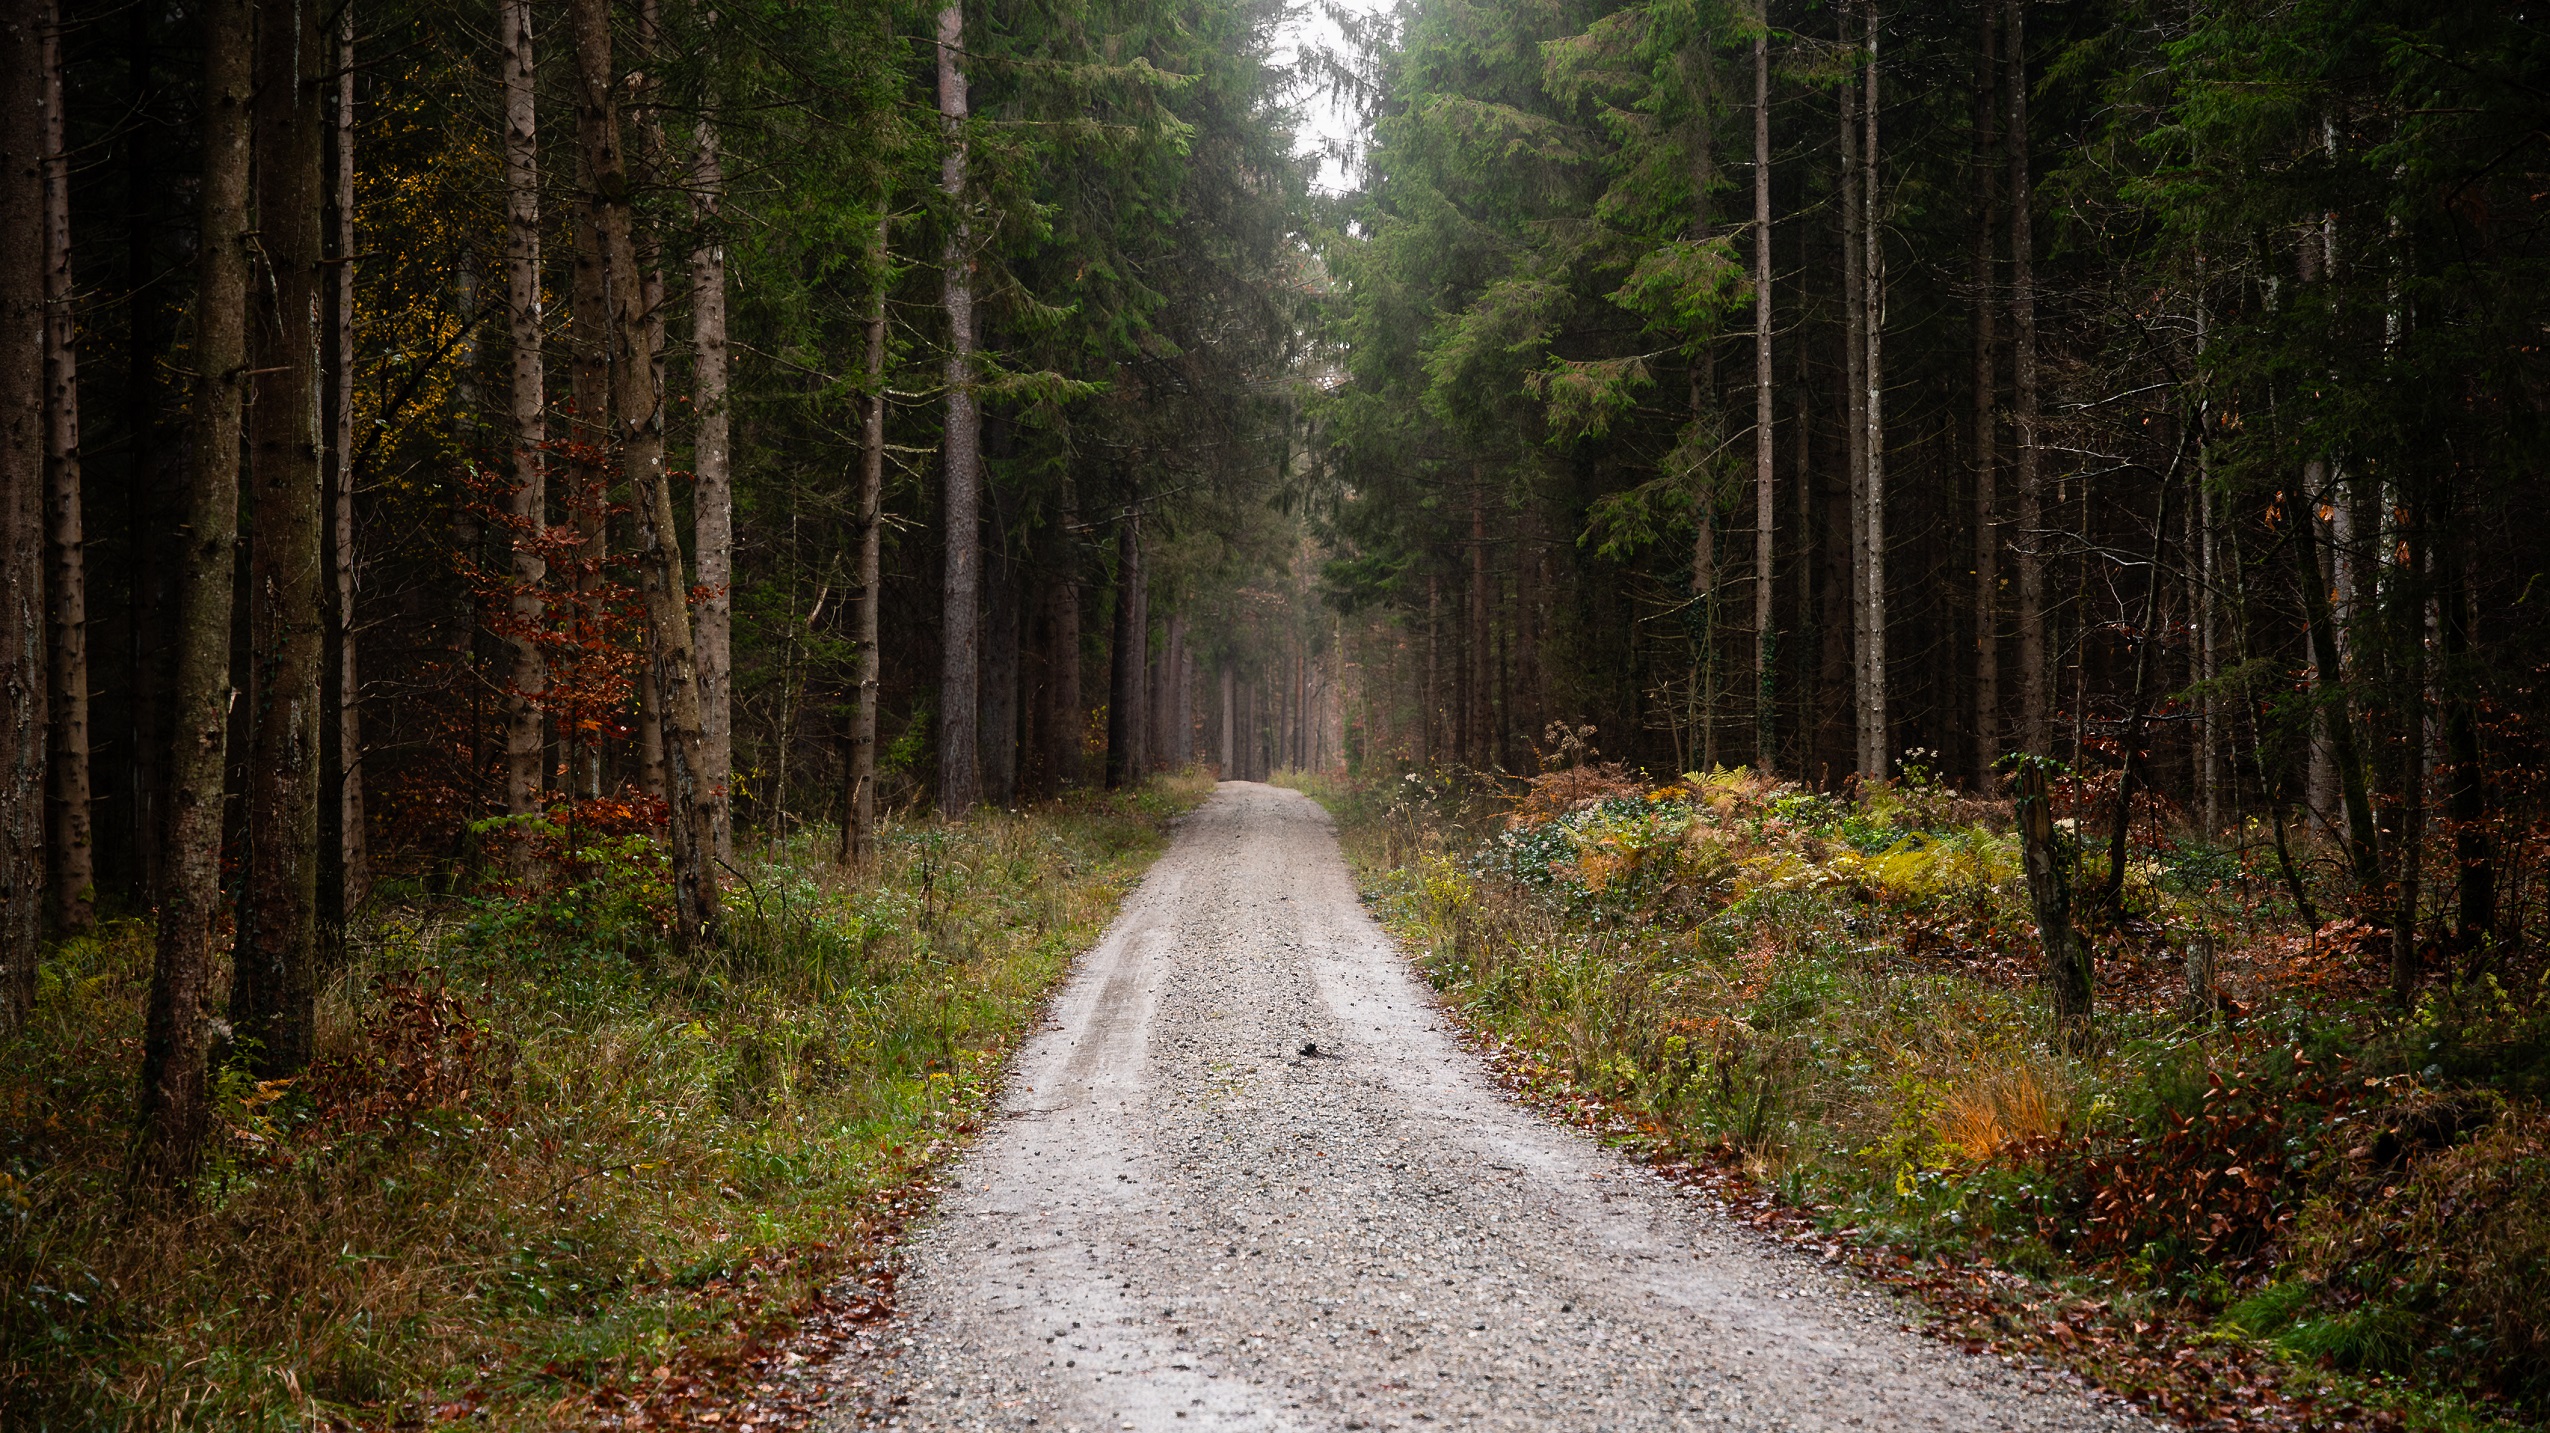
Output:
(324, 7), (365, 916)
(568, 91), (610, 799)
(2390, 501), (2428, 1004)
(2, 2), (48, 1026)
(844, 216), (887, 866)
(638, 651), (666, 797)
(2287, 487), (2381, 895)
(1153, 624), (1172, 772)
(135, 0), (253, 1183)
(1469, 478), (1491, 767)
(634, 201), (670, 812)
(1751, 23), (1775, 774)
(1692, 460), (1716, 771)
(2304, 459), (2344, 835)
(234, 0), (328, 1077)
(632, 118), (668, 811)
(1969, 0), (2000, 782)
(1514, 503), (1541, 762)
(1224, 668), (1244, 775)
(1146, 615), (1166, 772)
(1105, 509), (1146, 788)
(2017, 762), (2090, 1048)
(38, 0), (90, 934)
(2439, 510), (2491, 955)
(500, 0), (546, 826)
(936, 2), (981, 816)
(1044, 501), (1082, 790)
(1794, 377), (1813, 773)
(982, 541), (1019, 803)
(2007, 0), (2046, 756)
(2197, 453), (2219, 831)
(2096, 472), (2176, 917)
(1175, 630), (1193, 766)
(1166, 615), (1190, 766)
(1859, 0), (1887, 781)
(1422, 573), (1439, 770)
(571, 0), (720, 949)
(1838, 34), (1868, 776)
(121, 0), (171, 907)
(690, 108), (734, 862)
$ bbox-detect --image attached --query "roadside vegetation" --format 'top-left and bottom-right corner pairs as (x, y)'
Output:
(1, 775), (1208, 1431)
(1299, 762), (2549, 1433)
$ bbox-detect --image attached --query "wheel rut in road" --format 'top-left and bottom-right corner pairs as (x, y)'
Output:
(819, 781), (2146, 1433)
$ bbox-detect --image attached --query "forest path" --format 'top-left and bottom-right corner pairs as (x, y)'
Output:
(817, 782), (2143, 1433)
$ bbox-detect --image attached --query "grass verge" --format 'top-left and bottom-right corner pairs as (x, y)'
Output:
(2, 773), (1212, 1431)
(1285, 764), (2549, 1433)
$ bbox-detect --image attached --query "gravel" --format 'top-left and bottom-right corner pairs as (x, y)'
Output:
(817, 782), (2148, 1433)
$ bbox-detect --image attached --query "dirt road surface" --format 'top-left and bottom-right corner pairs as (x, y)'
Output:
(818, 782), (2144, 1433)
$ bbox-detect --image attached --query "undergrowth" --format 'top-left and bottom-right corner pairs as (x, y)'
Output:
(1293, 763), (2550, 1431)
(1, 773), (1210, 1430)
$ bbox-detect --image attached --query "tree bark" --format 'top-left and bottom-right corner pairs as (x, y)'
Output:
(1224, 662), (1244, 775)
(936, 1), (981, 815)
(39, 0), (90, 934)
(2287, 486), (2381, 895)
(1161, 614), (1189, 766)
(567, 103), (610, 799)
(2017, 761), (2090, 1048)
(843, 216), (887, 866)
(637, 652), (666, 797)
(2304, 462), (2340, 833)
(2390, 499), (2428, 1004)
(1859, 0), (1887, 780)
(2, 1), (48, 1026)
(1173, 624), (1193, 766)
(135, 0), (252, 1183)
(233, 0), (328, 1077)
(323, 6), (365, 918)
(1422, 573), (1439, 770)
(982, 540), (1019, 802)
(631, 23), (671, 808)
(120, 0), (171, 907)
(1751, 23), (1774, 774)
(2439, 508), (2491, 955)
(1043, 494), (1082, 791)
(2007, 0), (2046, 756)
(690, 108), (734, 862)
(1969, 0), (2000, 782)
(1105, 508), (1146, 788)
(1838, 30), (1869, 777)
(2197, 451), (2219, 831)
(1513, 502), (1541, 762)
(501, 0), (548, 825)
(1469, 478), (1492, 767)
(571, 0), (721, 949)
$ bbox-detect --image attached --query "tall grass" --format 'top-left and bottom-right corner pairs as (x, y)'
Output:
(1, 774), (1210, 1430)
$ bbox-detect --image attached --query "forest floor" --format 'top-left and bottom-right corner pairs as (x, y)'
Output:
(1279, 764), (2549, 1433)
(799, 781), (2140, 1432)
(3, 775), (1212, 1431)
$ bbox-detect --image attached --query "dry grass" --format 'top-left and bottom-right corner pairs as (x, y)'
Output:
(1, 773), (1211, 1431)
(1935, 1059), (2075, 1164)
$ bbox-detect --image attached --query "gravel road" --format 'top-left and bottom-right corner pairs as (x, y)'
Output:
(818, 782), (2145, 1433)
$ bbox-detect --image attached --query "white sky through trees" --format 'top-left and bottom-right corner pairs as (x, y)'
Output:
(1277, 0), (1387, 192)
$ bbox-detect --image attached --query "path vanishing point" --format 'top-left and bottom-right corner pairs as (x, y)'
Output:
(818, 782), (2148, 1433)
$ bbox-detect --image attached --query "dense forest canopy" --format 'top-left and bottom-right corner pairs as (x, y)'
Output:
(0, 0), (2545, 1259)
(1306, 0), (2550, 982)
